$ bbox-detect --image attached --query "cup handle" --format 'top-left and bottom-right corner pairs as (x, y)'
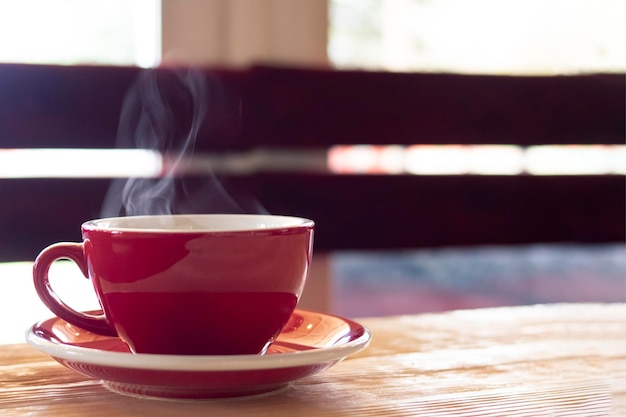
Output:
(33, 242), (117, 336)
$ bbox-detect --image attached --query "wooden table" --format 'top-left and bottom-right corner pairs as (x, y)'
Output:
(1, 303), (624, 416)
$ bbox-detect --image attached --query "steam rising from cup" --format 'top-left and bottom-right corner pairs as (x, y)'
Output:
(101, 69), (265, 217)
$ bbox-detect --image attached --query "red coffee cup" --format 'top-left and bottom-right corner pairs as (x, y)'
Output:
(33, 214), (314, 355)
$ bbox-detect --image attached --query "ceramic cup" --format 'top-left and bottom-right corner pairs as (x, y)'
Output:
(33, 214), (314, 355)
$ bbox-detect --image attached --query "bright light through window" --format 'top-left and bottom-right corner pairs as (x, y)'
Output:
(328, 145), (626, 175)
(0, 149), (162, 178)
(0, 146), (623, 178)
(0, 0), (161, 67)
(329, 0), (626, 74)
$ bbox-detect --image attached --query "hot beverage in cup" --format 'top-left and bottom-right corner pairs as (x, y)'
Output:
(33, 214), (314, 355)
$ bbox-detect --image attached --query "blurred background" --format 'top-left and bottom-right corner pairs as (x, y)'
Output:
(0, 1), (624, 331)
(0, 0), (624, 73)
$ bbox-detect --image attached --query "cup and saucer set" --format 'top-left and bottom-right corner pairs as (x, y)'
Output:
(26, 215), (371, 400)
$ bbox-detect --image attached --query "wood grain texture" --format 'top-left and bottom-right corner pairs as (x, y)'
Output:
(1, 303), (624, 416)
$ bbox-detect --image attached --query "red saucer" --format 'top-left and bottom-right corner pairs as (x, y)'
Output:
(26, 309), (371, 399)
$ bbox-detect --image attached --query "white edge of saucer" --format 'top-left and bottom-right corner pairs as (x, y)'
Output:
(25, 322), (371, 372)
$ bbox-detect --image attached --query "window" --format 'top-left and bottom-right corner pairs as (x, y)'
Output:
(0, 1), (623, 179)
(2, 0), (622, 73)
(0, 0), (160, 67)
(329, 0), (626, 74)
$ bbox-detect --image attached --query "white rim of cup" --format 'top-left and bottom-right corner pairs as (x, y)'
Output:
(82, 214), (315, 233)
